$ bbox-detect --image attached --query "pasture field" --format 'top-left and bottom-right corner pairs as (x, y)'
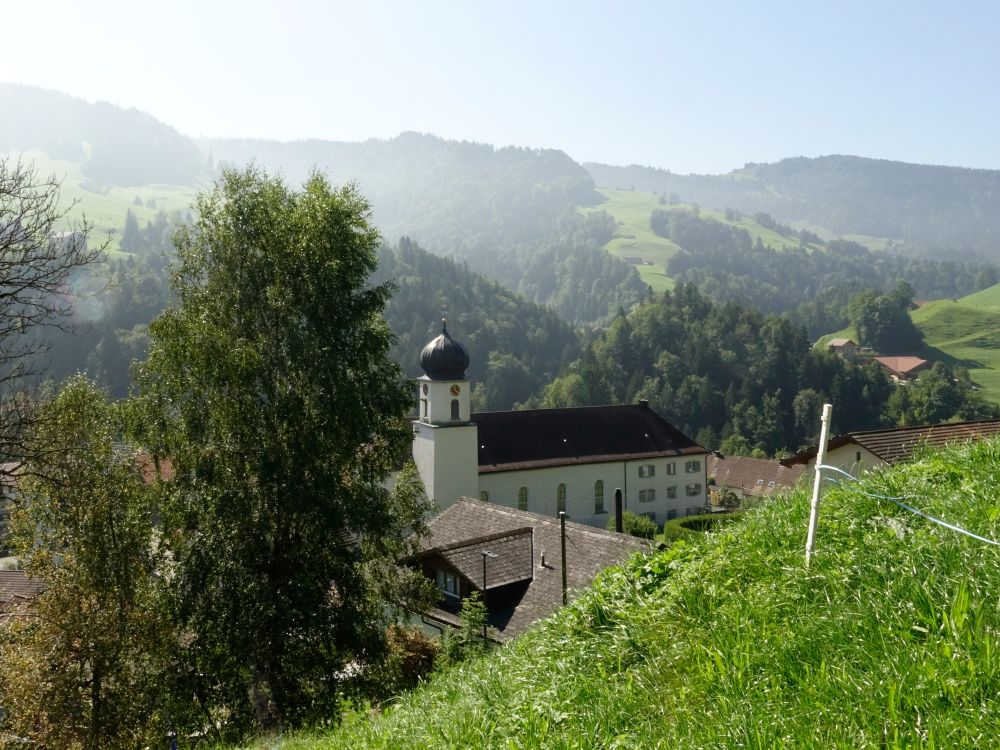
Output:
(582, 188), (829, 294)
(3, 150), (198, 255)
(912, 294), (1000, 401)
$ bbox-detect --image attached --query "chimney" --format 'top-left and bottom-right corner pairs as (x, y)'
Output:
(615, 488), (623, 533)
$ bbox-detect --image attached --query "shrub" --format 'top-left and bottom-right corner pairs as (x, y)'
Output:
(607, 511), (657, 539)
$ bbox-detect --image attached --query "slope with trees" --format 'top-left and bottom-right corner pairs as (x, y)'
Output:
(530, 284), (995, 456)
(206, 133), (648, 323)
(375, 238), (581, 410)
(587, 155), (1000, 260)
(0, 84), (205, 187)
(653, 209), (994, 337)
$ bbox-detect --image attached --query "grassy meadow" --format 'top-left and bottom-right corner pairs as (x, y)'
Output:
(230, 438), (1000, 749)
(3, 150), (198, 255)
(911, 287), (1000, 401)
(583, 188), (826, 294)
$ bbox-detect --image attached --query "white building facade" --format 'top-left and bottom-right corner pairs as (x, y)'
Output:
(412, 322), (709, 529)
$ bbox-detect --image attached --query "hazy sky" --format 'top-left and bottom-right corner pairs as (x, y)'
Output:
(4, 0), (999, 174)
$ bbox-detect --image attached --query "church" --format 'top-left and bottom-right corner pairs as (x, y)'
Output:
(412, 322), (710, 529)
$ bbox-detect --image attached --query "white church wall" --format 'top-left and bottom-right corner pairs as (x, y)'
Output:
(478, 454), (708, 528)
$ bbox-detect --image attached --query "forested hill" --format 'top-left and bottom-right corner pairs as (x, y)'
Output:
(586, 155), (1000, 259)
(0, 83), (205, 186)
(374, 239), (581, 410)
(205, 133), (648, 323)
(203, 132), (600, 246)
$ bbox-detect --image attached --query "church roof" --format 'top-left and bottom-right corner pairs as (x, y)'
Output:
(474, 402), (706, 473)
(419, 320), (470, 380)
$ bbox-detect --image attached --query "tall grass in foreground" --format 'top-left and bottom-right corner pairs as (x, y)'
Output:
(244, 439), (1000, 749)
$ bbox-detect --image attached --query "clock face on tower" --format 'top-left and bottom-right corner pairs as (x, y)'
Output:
(450, 384), (461, 397)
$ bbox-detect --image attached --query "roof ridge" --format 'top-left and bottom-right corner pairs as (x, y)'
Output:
(453, 498), (650, 546)
(432, 526), (534, 553)
(849, 418), (1000, 438)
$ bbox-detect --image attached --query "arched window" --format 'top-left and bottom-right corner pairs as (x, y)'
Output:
(557, 483), (567, 515)
(480, 490), (489, 502)
(518, 487), (528, 511)
(594, 480), (605, 513)
(450, 399), (460, 420)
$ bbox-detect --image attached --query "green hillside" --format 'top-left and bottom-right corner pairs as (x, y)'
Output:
(3, 150), (197, 255)
(586, 155), (1000, 260)
(580, 188), (814, 293)
(235, 438), (1000, 749)
(912, 288), (1000, 400)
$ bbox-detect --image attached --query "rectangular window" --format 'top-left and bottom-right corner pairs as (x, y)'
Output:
(665, 463), (676, 476)
(639, 489), (656, 503)
(666, 486), (677, 499)
(435, 570), (460, 598)
(689, 506), (701, 516)
(638, 464), (655, 478)
(667, 508), (677, 520)
(686, 483), (702, 497)
(685, 460), (701, 473)
(642, 512), (656, 523)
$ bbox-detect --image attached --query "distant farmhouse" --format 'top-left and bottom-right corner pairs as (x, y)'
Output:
(413, 498), (649, 642)
(782, 419), (1000, 474)
(708, 453), (805, 502)
(872, 356), (930, 382)
(826, 337), (859, 360)
(412, 322), (710, 529)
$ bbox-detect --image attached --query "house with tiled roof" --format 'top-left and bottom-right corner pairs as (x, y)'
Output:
(413, 498), (649, 642)
(872, 356), (930, 382)
(826, 338), (859, 360)
(0, 569), (44, 613)
(708, 453), (806, 501)
(412, 322), (709, 529)
(781, 419), (1000, 474)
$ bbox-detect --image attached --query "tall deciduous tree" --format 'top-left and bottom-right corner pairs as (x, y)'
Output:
(0, 377), (164, 749)
(130, 167), (432, 736)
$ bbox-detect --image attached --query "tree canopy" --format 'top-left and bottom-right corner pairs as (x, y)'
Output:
(130, 167), (433, 736)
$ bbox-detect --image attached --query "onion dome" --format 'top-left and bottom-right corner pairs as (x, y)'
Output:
(420, 320), (470, 380)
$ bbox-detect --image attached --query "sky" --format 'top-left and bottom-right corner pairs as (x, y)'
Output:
(4, 0), (999, 174)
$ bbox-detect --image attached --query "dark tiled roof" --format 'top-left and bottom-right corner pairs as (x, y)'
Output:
(708, 454), (806, 496)
(781, 419), (1000, 466)
(474, 403), (706, 473)
(418, 499), (649, 641)
(0, 569), (44, 610)
(438, 529), (534, 590)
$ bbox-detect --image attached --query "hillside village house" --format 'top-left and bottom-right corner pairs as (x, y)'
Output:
(872, 356), (930, 382)
(412, 322), (710, 529)
(414, 499), (649, 642)
(826, 338), (859, 360)
(781, 419), (1000, 475)
(708, 453), (805, 502)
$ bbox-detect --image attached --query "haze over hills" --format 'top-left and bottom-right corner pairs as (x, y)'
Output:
(5, 82), (1000, 407)
(586, 157), (1000, 260)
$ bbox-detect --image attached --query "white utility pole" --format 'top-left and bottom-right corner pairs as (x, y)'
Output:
(805, 403), (833, 566)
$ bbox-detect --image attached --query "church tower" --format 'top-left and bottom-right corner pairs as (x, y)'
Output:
(412, 321), (479, 509)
